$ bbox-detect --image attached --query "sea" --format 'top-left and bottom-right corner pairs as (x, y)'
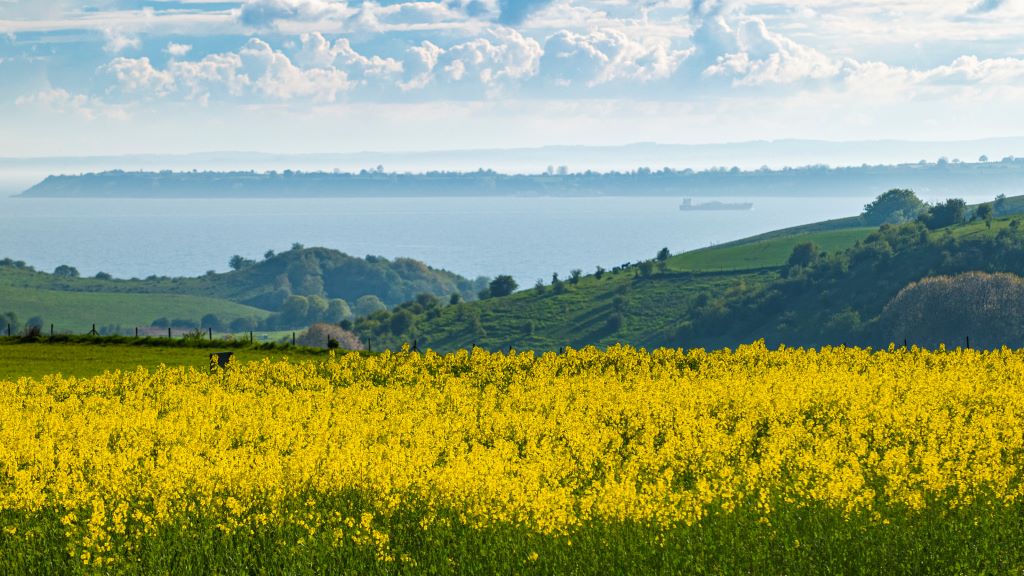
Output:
(0, 189), (1000, 287)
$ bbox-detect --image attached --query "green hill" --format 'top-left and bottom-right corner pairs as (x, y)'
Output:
(355, 198), (1024, 352)
(0, 247), (483, 333)
(352, 225), (881, 352)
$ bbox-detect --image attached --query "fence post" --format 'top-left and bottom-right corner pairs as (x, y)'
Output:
(209, 327), (213, 341)
(249, 331), (253, 344)
(6, 324), (9, 337)
(966, 335), (971, 350)
(50, 324), (54, 337)
(135, 327), (139, 338)
(168, 327), (172, 339)
(292, 332), (296, 346)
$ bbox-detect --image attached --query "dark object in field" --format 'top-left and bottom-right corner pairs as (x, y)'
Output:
(210, 352), (235, 371)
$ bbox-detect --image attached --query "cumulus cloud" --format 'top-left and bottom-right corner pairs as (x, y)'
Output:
(103, 29), (141, 53)
(438, 28), (542, 86)
(703, 17), (839, 85)
(105, 38), (356, 103)
(295, 32), (402, 81)
(540, 29), (686, 87)
(165, 42), (193, 57)
(15, 89), (127, 120)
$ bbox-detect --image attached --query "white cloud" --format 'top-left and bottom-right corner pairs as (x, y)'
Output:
(539, 28), (686, 87)
(400, 40), (444, 90)
(438, 28), (542, 87)
(703, 17), (838, 85)
(103, 29), (141, 53)
(295, 32), (402, 82)
(105, 37), (355, 103)
(165, 42), (193, 57)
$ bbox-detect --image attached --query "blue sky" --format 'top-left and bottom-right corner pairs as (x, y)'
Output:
(1, 0), (1023, 155)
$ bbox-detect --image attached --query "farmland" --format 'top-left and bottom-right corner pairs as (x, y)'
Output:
(2, 344), (1023, 573)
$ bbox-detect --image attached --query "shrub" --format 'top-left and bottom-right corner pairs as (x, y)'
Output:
(297, 323), (364, 350)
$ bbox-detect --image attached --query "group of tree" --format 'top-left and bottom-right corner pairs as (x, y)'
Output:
(678, 204), (1024, 349)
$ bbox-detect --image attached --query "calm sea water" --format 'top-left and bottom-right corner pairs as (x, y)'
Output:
(0, 192), (996, 286)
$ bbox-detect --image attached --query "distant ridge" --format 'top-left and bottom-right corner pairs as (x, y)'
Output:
(19, 158), (1024, 198)
(2, 137), (1024, 175)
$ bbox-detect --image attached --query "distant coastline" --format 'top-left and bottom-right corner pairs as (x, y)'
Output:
(18, 159), (1024, 198)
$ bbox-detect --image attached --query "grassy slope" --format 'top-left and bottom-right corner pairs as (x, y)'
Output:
(402, 226), (876, 352)
(0, 341), (330, 380)
(0, 284), (269, 332)
(669, 227), (875, 272)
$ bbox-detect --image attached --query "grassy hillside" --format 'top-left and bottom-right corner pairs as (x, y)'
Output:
(0, 285), (269, 334)
(358, 206), (1024, 352)
(0, 246), (484, 331)
(354, 224), (879, 352)
(669, 227), (875, 272)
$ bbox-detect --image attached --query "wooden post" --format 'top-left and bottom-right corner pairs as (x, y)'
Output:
(904, 338), (907, 349)
(168, 327), (172, 339)
(966, 335), (970, 350)
(6, 324), (10, 337)
(292, 332), (296, 346)
(50, 324), (54, 337)
(209, 327), (213, 341)
(135, 327), (139, 338)
(249, 331), (253, 344)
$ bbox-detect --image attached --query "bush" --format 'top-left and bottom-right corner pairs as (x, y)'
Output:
(880, 272), (1024, 349)
(53, 265), (79, 278)
(489, 275), (518, 298)
(297, 323), (364, 350)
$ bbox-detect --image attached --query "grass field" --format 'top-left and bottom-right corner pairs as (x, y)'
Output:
(0, 340), (329, 380)
(0, 285), (269, 333)
(667, 226), (875, 272)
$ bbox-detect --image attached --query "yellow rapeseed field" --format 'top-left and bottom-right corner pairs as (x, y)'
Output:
(1, 343), (1023, 572)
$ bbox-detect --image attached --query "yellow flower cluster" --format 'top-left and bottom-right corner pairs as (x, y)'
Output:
(2, 343), (1023, 567)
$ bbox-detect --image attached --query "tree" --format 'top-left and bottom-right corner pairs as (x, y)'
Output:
(390, 310), (414, 335)
(976, 203), (994, 228)
(569, 270), (582, 285)
(53, 265), (79, 278)
(979, 155), (989, 163)
(229, 255), (254, 271)
(264, 249), (276, 260)
(638, 261), (654, 277)
(534, 279), (546, 295)
(291, 242), (305, 251)
(449, 293), (463, 305)
(200, 314), (223, 331)
(324, 299), (353, 323)
(594, 266), (605, 280)
(229, 317), (257, 332)
(994, 194), (1008, 216)
(657, 247), (671, 262)
(920, 198), (967, 230)
(94, 271), (113, 280)
(489, 275), (518, 297)
(862, 189), (927, 225)
(787, 242), (819, 268)
(280, 295), (310, 324)
(354, 295), (386, 317)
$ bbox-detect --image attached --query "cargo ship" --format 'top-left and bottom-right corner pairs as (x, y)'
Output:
(679, 198), (753, 211)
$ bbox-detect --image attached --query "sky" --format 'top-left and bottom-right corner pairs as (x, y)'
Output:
(1, 0), (1023, 156)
